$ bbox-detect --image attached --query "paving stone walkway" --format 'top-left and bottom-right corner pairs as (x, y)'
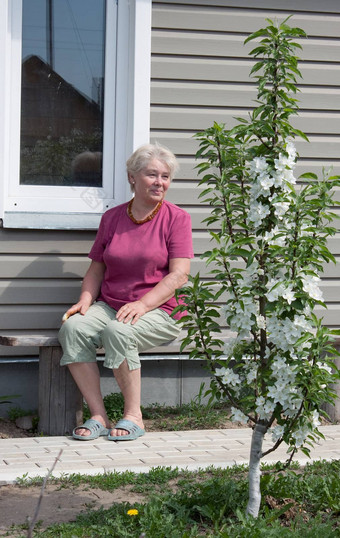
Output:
(1, 425), (339, 484)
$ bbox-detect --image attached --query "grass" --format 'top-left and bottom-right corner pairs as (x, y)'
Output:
(8, 460), (340, 537)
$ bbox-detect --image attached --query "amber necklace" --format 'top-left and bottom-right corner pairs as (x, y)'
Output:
(127, 198), (163, 225)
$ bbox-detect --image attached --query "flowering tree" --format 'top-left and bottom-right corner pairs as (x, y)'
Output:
(175, 17), (340, 518)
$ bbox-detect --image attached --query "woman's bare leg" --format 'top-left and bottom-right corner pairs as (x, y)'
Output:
(111, 359), (144, 437)
(68, 362), (110, 436)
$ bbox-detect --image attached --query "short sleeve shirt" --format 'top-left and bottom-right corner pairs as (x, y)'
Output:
(88, 200), (194, 319)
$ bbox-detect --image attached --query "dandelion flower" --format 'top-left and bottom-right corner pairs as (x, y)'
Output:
(127, 509), (139, 516)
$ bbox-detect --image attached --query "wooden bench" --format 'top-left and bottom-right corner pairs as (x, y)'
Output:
(0, 331), (199, 436)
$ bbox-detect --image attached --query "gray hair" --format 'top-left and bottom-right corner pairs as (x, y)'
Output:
(126, 143), (179, 191)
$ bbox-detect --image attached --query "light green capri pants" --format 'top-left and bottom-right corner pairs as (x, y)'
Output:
(58, 301), (181, 371)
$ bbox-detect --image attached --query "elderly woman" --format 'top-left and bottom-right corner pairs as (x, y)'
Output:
(58, 144), (193, 441)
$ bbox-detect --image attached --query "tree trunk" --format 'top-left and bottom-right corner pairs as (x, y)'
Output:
(246, 422), (267, 518)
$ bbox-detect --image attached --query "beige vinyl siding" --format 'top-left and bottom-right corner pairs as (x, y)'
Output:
(150, 1), (340, 328)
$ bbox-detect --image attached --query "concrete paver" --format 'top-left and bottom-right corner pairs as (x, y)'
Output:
(0, 425), (339, 484)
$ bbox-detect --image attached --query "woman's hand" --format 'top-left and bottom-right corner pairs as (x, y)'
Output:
(116, 301), (148, 325)
(62, 260), (105, 322)
(62, 300), (91, 322)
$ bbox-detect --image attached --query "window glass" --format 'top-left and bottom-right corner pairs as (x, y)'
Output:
(20, 0), (106, 187)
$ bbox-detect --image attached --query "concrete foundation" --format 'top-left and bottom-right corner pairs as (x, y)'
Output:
(0, 358), (212, 418)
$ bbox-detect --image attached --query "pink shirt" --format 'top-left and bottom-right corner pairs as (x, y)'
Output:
(89, 200), (194, 319)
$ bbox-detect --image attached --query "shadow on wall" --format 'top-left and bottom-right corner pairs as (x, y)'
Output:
(0, 249), (84, 332)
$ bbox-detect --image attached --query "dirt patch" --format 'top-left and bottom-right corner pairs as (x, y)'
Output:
(0, 418), (36, 439)
(0, 483), (145, 535)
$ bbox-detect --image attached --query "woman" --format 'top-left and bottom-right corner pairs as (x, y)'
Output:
(58, 143), (194, 441)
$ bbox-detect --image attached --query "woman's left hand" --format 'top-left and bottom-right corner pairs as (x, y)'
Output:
(116, 301), (148, 325)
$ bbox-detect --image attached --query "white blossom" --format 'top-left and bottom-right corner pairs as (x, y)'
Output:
(246, 366), (258, 383)
(266, 279), (285, 302)
(215, 366), (242, 387)
(247, 201), (270, 227)
(301, 274), (323, 301)
(266, 314), (313, 352)
(259, 174), (276, 192)
(225, 295), (258, 337)
(271, 424), (285, 442)
(271, 356), (287, 372)
(256, 315), (266, 329)
(230, 407), (249, 424)
(286, 140), (297, 161)
(316, 362), (333, 374)
(291, 425), (309, 448)
(263, 226), (286, 247)
(255, 396), (276, 420)
(248, 156), (268, 177)
(282, 286), (296, 305)
(273, 201), (290, 219)
(312, 410), (321, 428)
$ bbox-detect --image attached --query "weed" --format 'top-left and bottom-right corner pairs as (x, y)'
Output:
(83, 392), (125, 423)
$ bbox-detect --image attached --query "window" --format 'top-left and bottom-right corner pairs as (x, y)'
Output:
(0, 0), (151, 229)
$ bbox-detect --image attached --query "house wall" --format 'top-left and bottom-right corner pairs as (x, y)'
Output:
(1, 0), (340, 411)
(151, 0), (340, 326)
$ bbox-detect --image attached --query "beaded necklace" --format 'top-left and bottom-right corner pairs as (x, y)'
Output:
(127, 198), (163, 225)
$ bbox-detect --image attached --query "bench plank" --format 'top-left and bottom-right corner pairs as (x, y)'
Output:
(0, 330), (233, 351)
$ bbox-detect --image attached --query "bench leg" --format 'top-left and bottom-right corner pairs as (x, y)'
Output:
(38, 346), (83, 435)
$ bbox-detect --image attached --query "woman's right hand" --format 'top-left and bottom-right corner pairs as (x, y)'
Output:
(62, 260), (105, 322)
(62, 300), (91, 322)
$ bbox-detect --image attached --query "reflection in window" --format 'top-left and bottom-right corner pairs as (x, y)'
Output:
(20, 0), (106, 187)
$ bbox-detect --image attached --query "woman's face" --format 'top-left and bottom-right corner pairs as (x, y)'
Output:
(129, 158), (171, 206)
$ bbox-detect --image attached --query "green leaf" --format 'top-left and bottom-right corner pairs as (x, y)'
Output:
(299, 172), (318, 180)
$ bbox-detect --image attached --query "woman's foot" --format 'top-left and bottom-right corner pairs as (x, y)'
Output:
(109, 414), (144, 438)
(74, 415), (111, 438)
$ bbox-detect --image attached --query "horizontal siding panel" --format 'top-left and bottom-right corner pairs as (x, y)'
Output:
(0, 280), (81, 304)
(187, 207), (340, 230)
(0, 306), (67, 330)
(152, 57), (340, 87)
(191, 257), (340, 279)
(0, 256), (89, 279)
(151, 82), (340, 111)
(151, 132), (340, 161)
(151, 107), (340, 134)
(0, 230), (95, 254)
(153, 6), (340, 38)
(155, 0), (340, 13)
(152, 31), (340, 63)
(175, 159), (340, 181)
(192, 232), (340, 256)
(211, 281), (340, 304)
(152, 31), (254, 57)
(168, 184), (340, 212)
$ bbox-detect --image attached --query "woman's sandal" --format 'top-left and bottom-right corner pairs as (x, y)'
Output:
(108, 419), (145, 441)
(72, 418), (109, 440)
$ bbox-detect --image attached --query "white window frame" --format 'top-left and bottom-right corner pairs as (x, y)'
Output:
(0, 0), (151, 229)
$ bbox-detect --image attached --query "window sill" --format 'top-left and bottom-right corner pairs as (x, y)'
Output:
(2, 212), (102, 230)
